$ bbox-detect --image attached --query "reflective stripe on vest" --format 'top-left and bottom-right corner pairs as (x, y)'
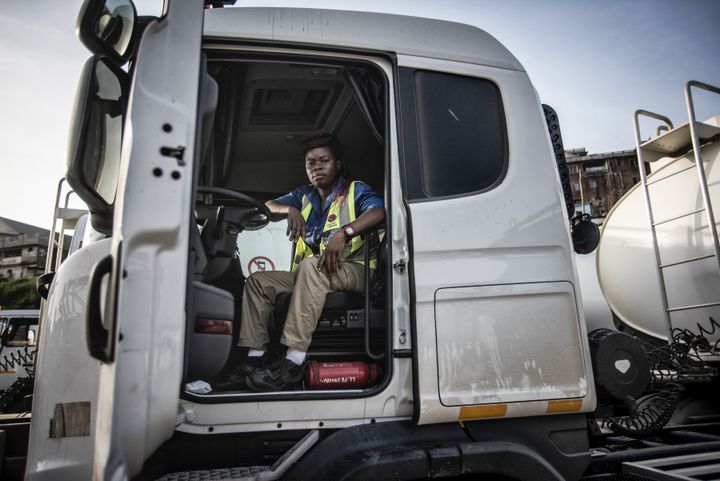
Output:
(290, 181), (376, 272)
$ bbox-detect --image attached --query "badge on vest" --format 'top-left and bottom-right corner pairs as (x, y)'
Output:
(325, 213), (340, 230)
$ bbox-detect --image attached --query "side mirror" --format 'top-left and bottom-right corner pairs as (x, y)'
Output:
(37, 272), (56, 300)
(572, 214), (600, 255)
(77, 0), (138, 65)
(66, 56), (129, 235)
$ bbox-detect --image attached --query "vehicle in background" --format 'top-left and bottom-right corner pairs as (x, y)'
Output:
(0, 309), (39, 414)
(0, 310), (38, 392)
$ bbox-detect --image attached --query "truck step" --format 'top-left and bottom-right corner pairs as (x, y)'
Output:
(157, 466), (268, 481)
(155, 430), (319, 481)
(623, 450), (720, 480)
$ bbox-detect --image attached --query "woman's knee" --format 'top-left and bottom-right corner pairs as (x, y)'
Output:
(295, 257), (320, 276)
(295, 257), (328, 286)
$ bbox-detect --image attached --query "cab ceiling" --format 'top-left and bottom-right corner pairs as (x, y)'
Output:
(207, 59), (383, 197)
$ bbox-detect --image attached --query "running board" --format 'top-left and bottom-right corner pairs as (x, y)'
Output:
(623, 450), (720, 480)
(156, 430), (319, 481)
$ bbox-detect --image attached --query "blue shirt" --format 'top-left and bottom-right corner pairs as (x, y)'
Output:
(275, 176), (384, 254)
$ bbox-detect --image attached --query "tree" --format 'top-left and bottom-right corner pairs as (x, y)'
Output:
(0, 277), (40, 309)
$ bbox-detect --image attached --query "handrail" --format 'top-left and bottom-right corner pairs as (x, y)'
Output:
(684, 80), (720, 274)
(44, 178), (66, 275)
(362, 228), (384, 361)
(36, 178), (69, 373)
(635, 109), (674, 137)
(633, 109), (674, 340)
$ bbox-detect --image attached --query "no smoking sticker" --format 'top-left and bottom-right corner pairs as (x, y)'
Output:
(248, 256), (275, 274)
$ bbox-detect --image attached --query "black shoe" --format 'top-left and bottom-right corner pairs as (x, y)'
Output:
(246, 358), (305, 392)
(212, 355), (268, 391)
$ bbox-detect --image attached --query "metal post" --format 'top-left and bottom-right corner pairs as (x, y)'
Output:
(578, 167), (584, 214)
(44, 179), (65, 275)
(684, 80), (720, 274)
(37, 178), (67, 363)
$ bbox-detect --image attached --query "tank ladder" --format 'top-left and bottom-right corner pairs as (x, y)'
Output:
(632, 80), (720, 341)
(37, 179), (87, 340)
(44, 178), (87, 275)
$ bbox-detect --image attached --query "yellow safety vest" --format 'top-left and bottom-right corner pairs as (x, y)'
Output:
(291, 181), (377, 272)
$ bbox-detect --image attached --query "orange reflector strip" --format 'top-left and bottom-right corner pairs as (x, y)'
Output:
(459, 404), (507, 420)
(546, 399), (582, 414)
(195, 319), (233, 335)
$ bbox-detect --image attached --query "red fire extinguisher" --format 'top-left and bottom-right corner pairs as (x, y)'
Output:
(306, 361), (379, 389)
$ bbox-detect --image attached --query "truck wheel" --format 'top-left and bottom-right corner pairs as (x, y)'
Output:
(0, 376), (34, 413)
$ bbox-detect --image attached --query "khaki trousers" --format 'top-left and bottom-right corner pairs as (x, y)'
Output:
(238, 256), (366, 352)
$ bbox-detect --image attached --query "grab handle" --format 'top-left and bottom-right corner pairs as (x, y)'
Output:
(86, 254), (113, 362)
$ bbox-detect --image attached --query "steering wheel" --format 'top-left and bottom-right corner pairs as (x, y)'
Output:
(196, 186), (271, 231)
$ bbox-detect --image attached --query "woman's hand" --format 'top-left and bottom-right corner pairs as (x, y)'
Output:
(286, 206), (307, 241)
(319, 230), (347, 276)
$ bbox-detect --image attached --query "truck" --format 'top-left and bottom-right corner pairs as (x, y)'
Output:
(0, 309), (39, 412)
(9, 1), (720, 480)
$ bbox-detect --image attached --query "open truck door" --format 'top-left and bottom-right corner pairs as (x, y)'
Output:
(396, 55), (596, 425)
(69, 0), (205, 478)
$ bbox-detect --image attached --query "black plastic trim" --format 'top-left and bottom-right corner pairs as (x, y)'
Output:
(86, 245), (122, 363)
(86, 254), (112, 361)
(394, 63), (422, 425)
(543, 104), (575, 220)
(283, 417), (589, 481)
(36, 271), (55, 300)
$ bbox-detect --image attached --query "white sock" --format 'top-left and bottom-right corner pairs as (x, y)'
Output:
(285, 348), (306, 365)
(248, 348), (265, 357)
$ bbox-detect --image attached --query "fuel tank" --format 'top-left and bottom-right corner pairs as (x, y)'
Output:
(596, 117), (720, 341)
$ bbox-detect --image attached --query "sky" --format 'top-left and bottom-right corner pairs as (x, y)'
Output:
(1, 0), (719, 229)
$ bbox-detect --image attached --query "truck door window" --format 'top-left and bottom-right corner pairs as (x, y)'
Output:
(399, 68), (507, 200)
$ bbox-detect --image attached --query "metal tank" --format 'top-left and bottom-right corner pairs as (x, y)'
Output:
(597, 103), (720, 342)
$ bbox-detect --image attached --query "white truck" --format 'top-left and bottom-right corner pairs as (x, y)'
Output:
(0, 309), (38, 412)
(8, 1), (720, 480)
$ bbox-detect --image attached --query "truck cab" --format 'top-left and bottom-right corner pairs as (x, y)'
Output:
(26, 1), (603, 480)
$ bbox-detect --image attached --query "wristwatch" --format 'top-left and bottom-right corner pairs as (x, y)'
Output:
(342, 225), (355, 238)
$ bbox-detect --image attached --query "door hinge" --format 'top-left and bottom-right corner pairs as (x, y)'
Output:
(393, 258), (407, 274)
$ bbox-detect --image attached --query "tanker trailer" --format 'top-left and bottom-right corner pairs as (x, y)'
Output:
(597, 82), (720, 345)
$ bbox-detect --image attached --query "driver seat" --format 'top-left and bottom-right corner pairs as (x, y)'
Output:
(271, 231), (387, 357)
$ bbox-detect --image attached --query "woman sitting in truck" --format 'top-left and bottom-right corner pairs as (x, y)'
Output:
(214, 133), (385, 392)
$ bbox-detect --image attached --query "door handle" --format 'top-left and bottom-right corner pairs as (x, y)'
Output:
(86, 254), (113, 362)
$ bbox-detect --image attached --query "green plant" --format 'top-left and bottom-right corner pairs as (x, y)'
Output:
(0, 277), (40, 309)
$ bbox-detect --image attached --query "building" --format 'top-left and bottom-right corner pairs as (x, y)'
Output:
(0, 217), (68, 279)
(566, 148), (641, 222)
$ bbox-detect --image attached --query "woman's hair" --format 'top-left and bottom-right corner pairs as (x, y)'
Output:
(301, 133), (344, 161)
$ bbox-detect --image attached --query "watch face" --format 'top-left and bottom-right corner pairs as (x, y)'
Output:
(344, 226), (355, 237)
